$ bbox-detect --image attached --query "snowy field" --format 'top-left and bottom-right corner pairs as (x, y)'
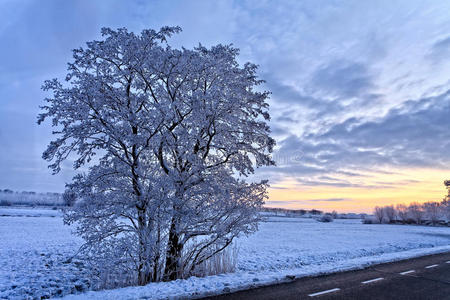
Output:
(1, 208), (449, 299)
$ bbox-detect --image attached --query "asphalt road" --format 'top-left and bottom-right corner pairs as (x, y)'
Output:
(201, 252), (450, 300)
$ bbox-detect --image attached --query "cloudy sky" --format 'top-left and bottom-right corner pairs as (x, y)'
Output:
(1, 0), (449, 212)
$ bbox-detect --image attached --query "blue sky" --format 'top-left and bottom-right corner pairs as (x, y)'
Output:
(1, 0), (449, 211)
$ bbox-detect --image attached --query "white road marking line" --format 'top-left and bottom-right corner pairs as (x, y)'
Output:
(361, 277), (384, 284)
(400, 270), (415, 275)
(308, 288), (341, 297)
(425, 264), (438, 269)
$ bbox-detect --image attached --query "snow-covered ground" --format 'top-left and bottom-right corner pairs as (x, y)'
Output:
(1, 208), (449, 299)
(0, 206), (63, 217)
(0, 210), (88, 300)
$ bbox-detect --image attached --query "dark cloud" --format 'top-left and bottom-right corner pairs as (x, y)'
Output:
(276, 115), (298, 123)
(265, 74), (344, 113)
(295, 178), (392, 189)
(264, 60), (383, 135)
(320, 90), (450, 167)
(428, 36), (450, 63)
(310, 60), (375, 99)
(268, 122), (291, 137)
(264, 198), (352, 207)
(374, 179), (421, 186)
(269, 186), (289, 190)
(306, 198), (351, 202)
(265, 200), (302, 205)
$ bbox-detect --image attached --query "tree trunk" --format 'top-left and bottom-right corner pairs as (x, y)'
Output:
(137, 209), (152, 285)
(164, 217), (183, 281)
(152, 209), (161, 282)
(137, 238), (152, 285)
(137, 262), (151, 285)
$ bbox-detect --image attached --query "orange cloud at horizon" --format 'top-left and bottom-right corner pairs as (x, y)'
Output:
(266, 167), (450, 214)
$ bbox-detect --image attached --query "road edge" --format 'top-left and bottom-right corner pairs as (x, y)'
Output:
(193, 245), (450, 299)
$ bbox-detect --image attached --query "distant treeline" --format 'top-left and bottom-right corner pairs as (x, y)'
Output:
(262, 207), (323, 215)
(366, 181), (450, 226)
(261, 207), (367, 219)
(0, 189), (63, 206)
(366, 200), (450, 226)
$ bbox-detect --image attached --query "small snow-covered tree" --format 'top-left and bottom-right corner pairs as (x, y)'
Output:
(396, 204), (408, 223)
(423, 202), (441, 225)
(383, 205), (396, 223)
(331, 210), (338, 219)
(408, 202), (424, 224)
(39, 27), (274, 285)
(442, 180), (450, 221)
(441, 199), (450, 221)
(373, 206), (385, 223)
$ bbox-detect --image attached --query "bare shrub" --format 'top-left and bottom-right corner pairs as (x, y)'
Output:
(373, 206), (385, 223)
(93, 264), (137, 290)
(189, 244), (238, 277)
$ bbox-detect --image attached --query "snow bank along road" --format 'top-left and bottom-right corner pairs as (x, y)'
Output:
(203, 252), (450, 300)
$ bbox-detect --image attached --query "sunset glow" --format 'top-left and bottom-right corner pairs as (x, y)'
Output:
(267, 168), (450, 213)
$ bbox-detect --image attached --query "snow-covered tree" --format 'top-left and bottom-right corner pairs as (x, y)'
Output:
(383, 205), (396, 223)
(423, 202), (441, 225)
(396, 204), (409, 223)
(408, 202), (424, 224)
(373, 206), (385, 223)
(331, 210), (338, 219)
(441, 180), (450, 221)
(441, 199), (450, 221)
(38, 27), (274, 285)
